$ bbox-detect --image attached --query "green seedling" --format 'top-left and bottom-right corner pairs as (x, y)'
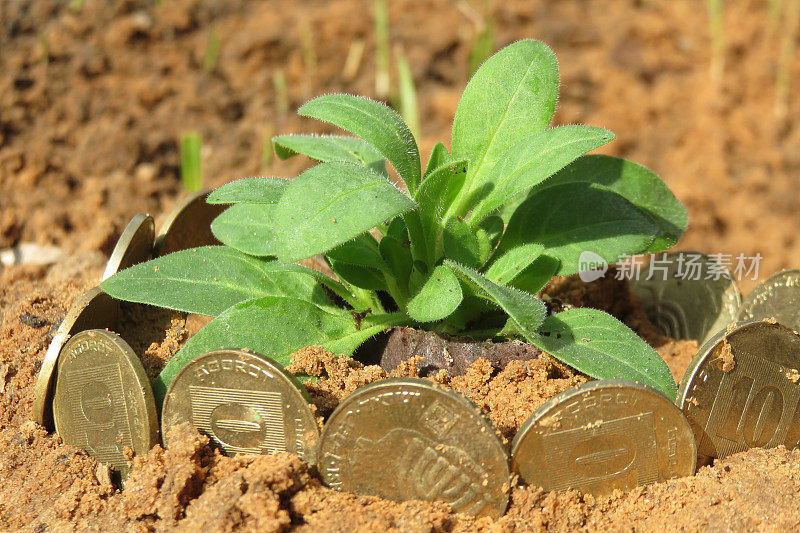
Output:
(103, 40), (687, 403)
(463, 0), (495, 75)
(707, 0), (724, 80)
(776, 0), (799, 119)
(394, 47), (419, 139)
(203, 32), (221, 73)
(273, 70), (289, 116)
(373, 0), (391, 97)
(179, 132), (202, 192)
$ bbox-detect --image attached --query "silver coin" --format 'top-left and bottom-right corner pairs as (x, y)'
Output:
(737, 269), (800, 331)
(629, 251), (741, 346)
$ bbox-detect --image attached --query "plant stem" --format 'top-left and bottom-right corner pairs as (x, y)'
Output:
(776, 0), (799, 119)
(179, 132), (203, 192)
(203, 32), (221, 73)
(394, 45), (419, 139)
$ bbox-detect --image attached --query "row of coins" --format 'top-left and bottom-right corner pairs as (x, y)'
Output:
(31, 191), (225, 480)
(32, 196), (800, 512)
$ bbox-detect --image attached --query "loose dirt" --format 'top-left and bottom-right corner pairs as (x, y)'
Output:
(3, 0), (800, 530)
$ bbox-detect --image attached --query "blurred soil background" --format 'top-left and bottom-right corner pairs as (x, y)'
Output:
(1, 0), (800, 530)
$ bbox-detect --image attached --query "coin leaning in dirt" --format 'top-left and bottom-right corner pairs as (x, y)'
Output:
(736, 269), (800, 331)
(52, 329), (158, 478)
(678, 320), (800, 459)
(317, 378), (510, 518)
(161, 349), (319, 463)
(153, 189), (227, 256)
(512, 379), (696, 496)
(101, 213), (155, 281)
(32, 287), (121, 429)
(628, 251), (741, 346)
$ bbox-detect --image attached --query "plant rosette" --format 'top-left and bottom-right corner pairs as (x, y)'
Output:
(101, 39), (688, 405)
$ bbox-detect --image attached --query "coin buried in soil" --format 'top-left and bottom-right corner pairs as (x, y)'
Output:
(161, 349), (319, 463)
(512, 380), (696, 496)
(737, 269), (800, 331)
(101, 213), (155, 281)
(52, 329), (158, 478)
(318, 378), (510, 518)
(33, 287), (120, 429)
(678, 321), (800, 459)
(154, 189), (227, 256)
(629, 251), (741, 346)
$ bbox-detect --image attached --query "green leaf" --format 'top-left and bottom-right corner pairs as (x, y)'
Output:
(443, 217), (482, 269)
(379, 235), (413, 286)
(444, 260), (547, 334)
(325, 234), (388, 291)
(451, 40), (559, 211)
(272, 161), (416, 262)
(484, 244), (545, 285)
(211, 203), (278, 257)
(207, 177), (289, 204)
(153, 297), (407, 404)
(499, 182), (657, 275)
(467, 126), (615, 223)
(413, 159), (469, 263)
(386, 217), (409, 242)
(423, 141), (453, 178)
(298, 94), (421, 193)
(272, 134), (387, 177)
(531, 308), (677, 399)
(407, 265), (463, 322)
(477, 215), (504, 250)
(540, 154), (688, 253)
(100, 246), (329, 316)
(508, 254), (560, 295)
(326, 233), (387, 271)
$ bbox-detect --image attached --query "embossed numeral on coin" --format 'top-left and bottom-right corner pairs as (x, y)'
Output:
(678, 321), (800, 458)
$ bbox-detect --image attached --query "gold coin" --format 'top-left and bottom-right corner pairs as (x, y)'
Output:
(32, 287), (120, 429)
(101, 213), (155, 281)
(161, 349), (319, 463)
(678, 320), (800, 459)
(737, 269), (800, 331)
(154, 190), (227, 256)
(318, 378), (510, 518)
(629, 251), (741, 345)
(512, 380), (696, 496)
(52, 329), (158, 478)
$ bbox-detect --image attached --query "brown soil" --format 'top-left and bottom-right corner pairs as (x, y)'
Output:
(2, 0), (800, 530)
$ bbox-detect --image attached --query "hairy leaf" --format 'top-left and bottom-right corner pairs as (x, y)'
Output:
(423, 141), (453, 178)
(100, 246), (329, 316)
(153, 297), (407, 403)
(379, 235), (413, 286)
(413, 159), (469, 264)
(508, 254), (560, 295)
(451, 40), (558, 212)
(211, 203), (278, 257)
(407, 265), (463, 322)
(326, 233), (387, 271)
(531, 308), (677, 399)
(444, 260), (547, 334)
(485, 244), (545, 285)
(541, 154), (688, 252)
(207, 177), (289, 204)
(468, 126), (615, 223)
(299, 94), (421, 192)
(443, 217), (482, 269)
(499, 182), (657, 275)
(272, 134), (387, 176)
(272, 161), (416, 262)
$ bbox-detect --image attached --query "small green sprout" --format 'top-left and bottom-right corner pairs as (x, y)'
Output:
(202, 32), (221, 74)
(179, 132), (202, 192)
(103, 41), (687, 403)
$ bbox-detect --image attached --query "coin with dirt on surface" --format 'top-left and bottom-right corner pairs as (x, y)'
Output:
(628, 251), (741, 346)
(101, 212), (155, 281)
(154, 190), (227, 256)
(736, 269), (800, 331)
(52, 329), (158, 479)
(318, 378), (510, 518)
(33, 287), (121, 429)
(512, 379), (696, 496)
(161, 349), (319, 463)
(678, 320), (800, 459)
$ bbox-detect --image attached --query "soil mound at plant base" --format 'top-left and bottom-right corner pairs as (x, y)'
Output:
(2, 267), (800, 531)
